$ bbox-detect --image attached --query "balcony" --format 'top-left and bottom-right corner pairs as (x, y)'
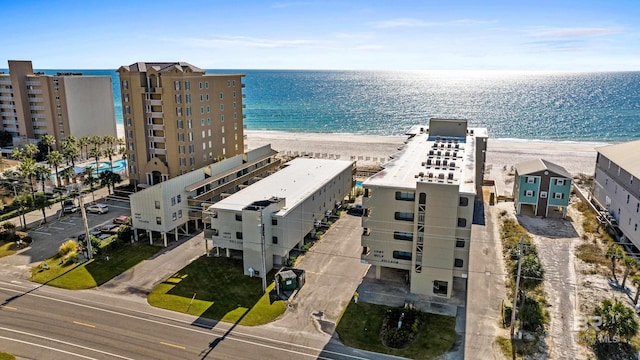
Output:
(31, 113), (45, 119)
(2, 120), (17, 125)
(26, 89), (42, 94)
(26, 80), (41, 86)
(0, 104), (15, 109)
(0, 88), (13, 93)
(147, 99), (162, 106)
(29, 105), (45, 111)
(148, 124), (165, 131)
(0, 80), (11, 85)
(34, 129), (48, 135)
(4, 126), (18, 131)
(148, 111), (163, 118)
(1, 112), (16, 117)
(149, 148), (166, 155)
(148, 136), (165, 142)
(146, 86), (162, 93)
(32, 121), (47, 127)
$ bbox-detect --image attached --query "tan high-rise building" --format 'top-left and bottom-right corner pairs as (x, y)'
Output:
(0, 60), (116, 148)
(117, 62), (245, 186)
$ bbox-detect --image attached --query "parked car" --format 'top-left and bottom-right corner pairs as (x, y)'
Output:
(113, 215), (129, 225)
(100, 224), (120, 234)
(86, 204), (109, 214)
(63, 199), (79, 214)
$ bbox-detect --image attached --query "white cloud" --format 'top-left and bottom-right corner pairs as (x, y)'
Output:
(372, 18), (496, 29)
(172, 35), (325, 49)
(530, 27), (622, 38)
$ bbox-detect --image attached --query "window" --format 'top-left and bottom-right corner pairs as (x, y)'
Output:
(236, 232), (243, 239)
(200, 106), (204, 114)
(454, 258), (464, 267)
(235, 214), (242, 221)
(125, 105), (130, 114)
(172, 212), (177, 221)
(123, 94), (129, 102)
(456, 239), (465, 248)
(221, 115), (225, 122)
(393, 231), (413, 241)
(122, 80), (128, 89)
(171, 197), (176, 206)
(185, 81), (190, 90)
(394, 212), (414, 221)
(177, 195), (181, 203)
(554, 192), (564, 200)
(174, 81), (180, 90)
(178, 210), (182, 218)
(206, 94), (209, 101)
(155, 201), (160, 209)
(220, 92), (224, 99)
(220, 104), (224, 110)
(272, 219), (277, 226)
(207, 106), (210, 113)
(525, 190), (534, 197)
(526, 177), (535, 184)
(177, 120), (184, 129)
(272, 236), (278, 244)
(175, 94), (182, 103)
(395, 191), (415, 201)
(199, 82), (202, 89)
(176, 107), (182, 116)
(178, 133), (184, 141)
(156, 217), (162, 225)
(392, 251), (412, 261)
(186, 95), (191, 104)
(556, 179), (565, 186)
(459, 197), (469, 206)
(205, 81), (209, 89)
(457, 218), (467, 227)
(433, 280), (448, 295)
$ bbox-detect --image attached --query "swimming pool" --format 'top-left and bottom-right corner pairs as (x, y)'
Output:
(85, 159), (127, 174)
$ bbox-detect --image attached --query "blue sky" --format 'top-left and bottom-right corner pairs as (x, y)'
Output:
(2, 0), (639, 70)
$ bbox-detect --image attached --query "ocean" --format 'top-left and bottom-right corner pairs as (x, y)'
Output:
(22, 69), (640, 142)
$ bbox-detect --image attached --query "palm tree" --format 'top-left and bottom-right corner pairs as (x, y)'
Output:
(40, 134), (56, 155)
(34, 164), (50, 193)
(104, 147), (115, 172)
(99, 170), (121, 195)
(23, 143), (38, 160)
(11, 147), (24, 161)
(84, 165), (97, 202)
(606, 245), (625, 282)
(61, 140), (80, 172)
(103, 135), (116, 151)
(46, 151), (64, 188)
(17, 158), (37, 201)
(594, 299), (639, 343)
(89, 147), (102, 170)
(78, 135), (90, 161)
(633, 276), (640, 305)
(90, 135), (104, 152)
(621, 257), (638, 290)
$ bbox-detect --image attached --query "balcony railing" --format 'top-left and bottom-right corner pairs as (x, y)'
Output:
(32, 121), (47, 127)
(0, 88), (13, 93)
(0, 79), (11, 85)
(26, 80), (41, 86)
(0, 104), (15, 109)
(149, 148), (166, 155)
(2, 120), (17, 125)
(26, 89), (42, 94)
(1, 112), (16, 117)
(29, 105), (45, 111)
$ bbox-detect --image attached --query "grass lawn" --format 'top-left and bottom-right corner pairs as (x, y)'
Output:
(148, 255), (285, 326)
(31, 244), (160, 289)
(0, 241), (18, 258)
(336, 302), (456, 360)
(0, 352), (16, 360)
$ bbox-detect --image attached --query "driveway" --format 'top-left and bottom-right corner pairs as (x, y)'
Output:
(265, 212), (369, 336)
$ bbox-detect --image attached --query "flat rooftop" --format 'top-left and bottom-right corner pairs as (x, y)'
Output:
(210, 158), (353, 215)
(364, 124), (487, 194)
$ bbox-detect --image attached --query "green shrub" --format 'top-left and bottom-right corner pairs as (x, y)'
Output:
(65, 251), (78, 265)
(58, 239), (78, 256)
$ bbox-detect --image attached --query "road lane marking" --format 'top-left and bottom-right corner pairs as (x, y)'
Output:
(0, 328), (135, 359)
(0, 305), (17, 310)
(0, 335), (98, 359)
(73, 321), (96, 328)
(0, 286), (373, 360)
(160, 341), (186, 350)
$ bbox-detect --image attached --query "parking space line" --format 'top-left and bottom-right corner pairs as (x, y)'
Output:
(49, 227), (65, 231)
(31, 231), (51, 235)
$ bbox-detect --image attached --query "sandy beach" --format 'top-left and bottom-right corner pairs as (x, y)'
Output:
(246, 130), (605, 196)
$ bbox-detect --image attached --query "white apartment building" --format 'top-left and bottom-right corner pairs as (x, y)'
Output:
(208, 158), (356, 278)
(361, 119), (488, 298)
(592, 140), (640, 250)
(129, 145), (279, 246)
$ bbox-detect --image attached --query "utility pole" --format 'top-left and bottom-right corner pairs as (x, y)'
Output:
(12, 182), (25, 230)
(259, 209), (267, 293)
(510, 235), (524, 358)
(77, 183), (93, 259)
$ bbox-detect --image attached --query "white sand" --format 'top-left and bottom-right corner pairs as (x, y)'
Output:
(246, 130), (605, 196)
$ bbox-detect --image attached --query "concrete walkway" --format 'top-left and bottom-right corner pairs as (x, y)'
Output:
(97, 232), (206, 300)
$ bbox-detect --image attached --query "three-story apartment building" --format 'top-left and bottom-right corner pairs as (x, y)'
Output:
(592, 140), (640, 250)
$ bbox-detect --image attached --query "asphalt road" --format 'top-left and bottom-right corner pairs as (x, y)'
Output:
(0, 279), (401, 360)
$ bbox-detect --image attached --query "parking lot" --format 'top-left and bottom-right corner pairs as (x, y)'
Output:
(0, 194), (131, 277)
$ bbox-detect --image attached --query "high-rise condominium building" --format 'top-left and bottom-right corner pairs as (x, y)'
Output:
(0, 60), (116, 148)
(117, 62), (245, 186)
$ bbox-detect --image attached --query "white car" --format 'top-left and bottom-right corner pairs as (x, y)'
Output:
(86, 204), (109, 214)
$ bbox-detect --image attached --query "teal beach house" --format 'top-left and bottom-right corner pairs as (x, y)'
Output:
(513, 159), (572, 218)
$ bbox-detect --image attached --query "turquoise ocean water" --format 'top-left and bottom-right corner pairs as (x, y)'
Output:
(21, 69), (640, 142)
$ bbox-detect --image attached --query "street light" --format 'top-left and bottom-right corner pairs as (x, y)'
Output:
(76, 183), (93, 259)
(12, 181), (25, 230)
